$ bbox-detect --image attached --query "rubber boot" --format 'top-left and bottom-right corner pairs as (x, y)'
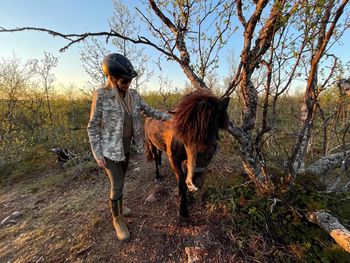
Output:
(110, 198), (130, 241)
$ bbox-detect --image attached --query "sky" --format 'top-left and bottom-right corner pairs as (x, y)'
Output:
(1, 0), (350, 94)
(0, 0), (193, 93)
(0, 0), (112, 90)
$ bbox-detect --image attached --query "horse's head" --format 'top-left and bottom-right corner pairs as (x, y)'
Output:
(173, 89), (230, 192)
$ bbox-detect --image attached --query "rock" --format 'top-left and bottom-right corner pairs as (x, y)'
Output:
(11, 211), (22, 218)
(145, 194), (156, 203)
(185, 247), (206, 263)
(1, 210), (23, 226)
(1, 216), (11, 226)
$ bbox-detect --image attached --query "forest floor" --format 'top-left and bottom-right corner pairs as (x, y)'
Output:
(0, 150), (247, 263)
(1, 148), (350, 263)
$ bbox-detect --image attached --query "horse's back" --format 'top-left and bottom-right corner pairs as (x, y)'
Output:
(144, 117), (172, 153)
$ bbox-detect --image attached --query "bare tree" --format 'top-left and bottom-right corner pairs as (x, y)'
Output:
(1, 0), (350, 251)
(288, 1), (350, 178)
(0, 55), (36, 134)
(1, 0), (349, 189)
(80, 38), (110, 90)
(31, 52), (58, 125)
(80, 0), (153, 91)
(0, 55), (42, 164)
(2, 0), (349, 182)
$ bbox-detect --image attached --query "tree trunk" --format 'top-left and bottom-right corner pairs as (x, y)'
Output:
(240, 158), (273, 194)
(291, 123), (313, 174)
(225, 121), (274, 193)
(307, 211), (350, 253)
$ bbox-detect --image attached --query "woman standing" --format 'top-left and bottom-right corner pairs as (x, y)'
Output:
(87, 53), (170, 241)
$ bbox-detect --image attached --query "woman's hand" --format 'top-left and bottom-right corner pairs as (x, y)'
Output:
(97, 157), (107, 169)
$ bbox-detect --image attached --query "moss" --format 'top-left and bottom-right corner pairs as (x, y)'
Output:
(201, 171), (350, 262)
(322, 245), (350, 263)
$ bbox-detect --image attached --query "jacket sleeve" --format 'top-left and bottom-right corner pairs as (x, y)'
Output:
(133, 90), (171, 120)
(87, 91), (104, 161)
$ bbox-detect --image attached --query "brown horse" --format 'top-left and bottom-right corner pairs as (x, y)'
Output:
(144, 89), (230, 217)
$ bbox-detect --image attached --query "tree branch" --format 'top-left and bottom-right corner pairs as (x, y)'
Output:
(147, 0), (208, 89)
(236, 0), (247, 27)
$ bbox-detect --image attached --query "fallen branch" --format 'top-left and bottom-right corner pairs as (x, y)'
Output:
(307, 150), (350, 176)
(307, 211), (350, 253)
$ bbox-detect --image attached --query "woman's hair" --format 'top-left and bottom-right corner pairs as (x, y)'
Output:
(105, 75), (118, 88)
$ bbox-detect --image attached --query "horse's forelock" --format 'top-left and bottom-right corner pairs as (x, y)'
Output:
(173, 89), (220, 145)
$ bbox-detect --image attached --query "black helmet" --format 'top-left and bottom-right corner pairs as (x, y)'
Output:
(102, 53), (138, 79)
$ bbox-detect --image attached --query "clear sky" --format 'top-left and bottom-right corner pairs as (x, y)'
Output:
(1, 0), (350, 94)
(0, 0), (191, 93)
(0, 0), (110, 88)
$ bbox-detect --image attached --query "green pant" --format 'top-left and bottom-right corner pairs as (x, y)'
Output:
(105, 154), (130, 200)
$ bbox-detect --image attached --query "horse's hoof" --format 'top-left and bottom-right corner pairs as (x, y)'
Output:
(179, 210), (189, 218)
(187, 193), (195, 204)
(178, 213), (191, 224)
(186, 181), (199, 192)
(154, 176), (164, 182)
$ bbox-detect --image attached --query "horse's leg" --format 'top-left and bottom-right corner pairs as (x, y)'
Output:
(149, 144), (161, 181)
(155, 149), (164, 181)
(178, 175), (189, 218)
(168, 157), (189, 218)
(157, 149), (162, 166)
(154, 154), (161, 181)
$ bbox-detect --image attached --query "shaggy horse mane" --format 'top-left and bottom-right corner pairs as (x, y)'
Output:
(172, 89), (222, 145)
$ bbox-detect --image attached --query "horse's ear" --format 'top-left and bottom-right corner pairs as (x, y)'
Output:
(219, 97), (230, 112)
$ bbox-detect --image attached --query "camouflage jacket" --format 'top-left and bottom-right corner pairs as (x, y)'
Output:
(87, 87), (171, 162)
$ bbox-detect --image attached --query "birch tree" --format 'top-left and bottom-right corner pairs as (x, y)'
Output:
(1, 0), (350, 251)
(80, 0), (152, 91)
(2, 0), (349, 188)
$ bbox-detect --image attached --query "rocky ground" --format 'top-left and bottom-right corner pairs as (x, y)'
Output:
(0, 153), (239, 263)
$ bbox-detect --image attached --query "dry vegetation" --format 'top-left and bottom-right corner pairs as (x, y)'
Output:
(1, 85), (350, 262)
(2, 0), (350, 261)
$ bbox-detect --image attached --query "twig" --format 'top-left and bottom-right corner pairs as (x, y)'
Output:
(75, 245), (92, 256)
(268, 198), (281, 213)
(138, 219), (147, 233)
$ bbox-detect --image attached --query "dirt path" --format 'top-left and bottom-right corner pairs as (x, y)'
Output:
(0, 154), (234, 263)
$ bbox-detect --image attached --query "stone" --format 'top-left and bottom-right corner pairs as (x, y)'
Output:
(145, 194), (156, 203)
(1, 210), (23, 225)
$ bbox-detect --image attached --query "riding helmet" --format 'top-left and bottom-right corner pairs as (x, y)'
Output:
(102, 53), (138, 79)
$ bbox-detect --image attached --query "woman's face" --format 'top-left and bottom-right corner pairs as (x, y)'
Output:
(116, 77), (132, 91)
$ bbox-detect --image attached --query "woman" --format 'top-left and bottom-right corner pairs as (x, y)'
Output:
(87, 53), (170, 241)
